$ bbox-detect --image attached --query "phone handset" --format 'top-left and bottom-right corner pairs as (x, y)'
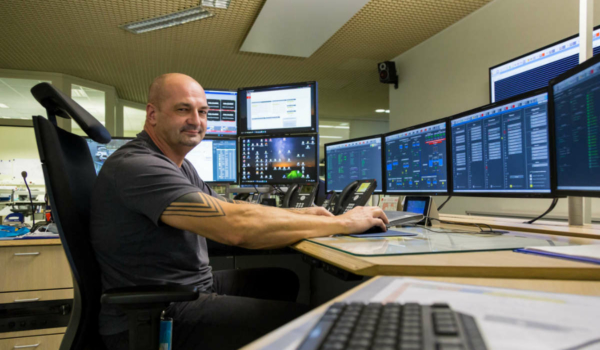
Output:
(322, 190), (338, 213)
(334, 179), (377, 215)
(282, 184), (300, 208)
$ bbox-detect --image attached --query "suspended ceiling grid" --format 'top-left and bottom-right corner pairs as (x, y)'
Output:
(0, 0), (492, 121)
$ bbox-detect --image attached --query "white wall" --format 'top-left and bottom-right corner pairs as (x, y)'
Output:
(389, 0), (600, 219)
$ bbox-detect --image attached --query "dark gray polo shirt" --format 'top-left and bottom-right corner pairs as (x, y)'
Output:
(90, 131), (216, 335)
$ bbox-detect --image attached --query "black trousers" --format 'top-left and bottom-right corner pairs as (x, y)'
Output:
(103, 267), (308, 350)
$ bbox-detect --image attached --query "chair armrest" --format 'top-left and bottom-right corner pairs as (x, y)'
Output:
(101, 285), (199, 305)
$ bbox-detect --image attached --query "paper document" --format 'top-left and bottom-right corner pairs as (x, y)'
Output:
(371, 278), (600, 350)
(525, 244), (600, 260)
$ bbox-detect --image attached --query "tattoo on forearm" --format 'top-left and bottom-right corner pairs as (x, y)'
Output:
(163, 192), (226, 218)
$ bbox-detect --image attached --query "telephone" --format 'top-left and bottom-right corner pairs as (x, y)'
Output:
(282, 183), (318, 208)
(322, 190), (338, 213)
(233, 193), (251, 201)
(333, 179), (377, 215)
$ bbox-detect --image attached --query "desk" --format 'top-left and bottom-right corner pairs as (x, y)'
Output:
(293, 222), (600, 280)
(242, 276), (600, 350)
(0, 238), (72, 348)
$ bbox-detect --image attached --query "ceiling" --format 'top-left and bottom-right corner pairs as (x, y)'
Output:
(0, 0), (493, 122)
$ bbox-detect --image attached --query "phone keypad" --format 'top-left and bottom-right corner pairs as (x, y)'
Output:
(343, 203), (356, 213)
(295, 203), (305, 208)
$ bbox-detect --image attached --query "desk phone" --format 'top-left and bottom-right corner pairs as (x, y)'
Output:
(282, 184), (318, 208)
(322, 190), (338, 213)
(333, 179), (377, 215)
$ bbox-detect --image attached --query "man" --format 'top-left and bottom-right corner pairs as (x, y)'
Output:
(91, 73), (388, 350)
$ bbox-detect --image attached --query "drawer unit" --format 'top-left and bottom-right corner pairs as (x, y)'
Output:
(0, 333), (63, 350)
(0, 246), (73, 293)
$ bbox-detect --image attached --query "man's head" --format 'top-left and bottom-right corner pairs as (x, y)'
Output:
(145, 73), (208, 154)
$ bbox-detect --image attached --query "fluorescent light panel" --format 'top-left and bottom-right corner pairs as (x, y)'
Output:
(202, 0), (231, 9)
(0, 103), (8, 108)
(319, 136), (343, 139)
(120, 6), (214, 34)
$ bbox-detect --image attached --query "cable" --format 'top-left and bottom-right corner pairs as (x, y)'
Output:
(437, 196), (452, 211)
(524, 198), (559, 224)
(21, 171), (35, 226)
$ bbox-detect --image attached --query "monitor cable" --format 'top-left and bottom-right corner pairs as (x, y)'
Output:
(524, 198), (559, 225)
(21, 171), (35, 226)
(436, 196), (452, 212)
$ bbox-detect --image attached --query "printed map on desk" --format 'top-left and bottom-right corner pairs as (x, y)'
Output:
(371, 278), (600, 350)
(308, 227), (569, 256)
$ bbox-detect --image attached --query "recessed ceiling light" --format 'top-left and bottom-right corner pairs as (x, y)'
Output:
(202, 0), (231, 9)
(334, 126), (350, 129)
(71, 88), (88, 98)
(0, 103), (9, 108)
(385, 110), (390, 113)
(120, 6), (214, 34)
(375, 109), (385, 113)
(319, 125), (335, 128)
(319, 136), (343, 139)
(340, 123), (349, 126)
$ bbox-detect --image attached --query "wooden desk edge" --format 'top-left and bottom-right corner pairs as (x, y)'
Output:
(0, 238), (62, 247)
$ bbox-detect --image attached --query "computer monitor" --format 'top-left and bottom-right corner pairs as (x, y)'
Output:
(240, 135), (318, 184)
(384, 120), (449, 195)
(489, 26), (600, 103)
(237, 82), (318, 136)
(550, 55), (600, 197)
(325, 136), (383, 193)
(450, 88), (552, 197)
(205, 89), (238, 136)
(185, 138), (238, 183)
(85, 137), (133, 174)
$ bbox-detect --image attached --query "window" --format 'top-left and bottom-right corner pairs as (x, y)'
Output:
(0, 78), (50, 120)
(124, 106), (146, 137)
(71, 84), (105, 135)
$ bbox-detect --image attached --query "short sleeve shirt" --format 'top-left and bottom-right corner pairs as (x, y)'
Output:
(90, 131), (217, 335)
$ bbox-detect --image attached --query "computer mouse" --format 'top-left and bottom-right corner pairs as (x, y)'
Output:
(361, 225), (387, 234)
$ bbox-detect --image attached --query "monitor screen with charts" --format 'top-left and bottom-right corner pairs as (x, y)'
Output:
(551, 56), (600, 196)
(325, 136), (383, 193)
(489, 27), (600, 103)
(238, 82), (318, 136)
(205, 89), (238, 136)
(384, 120), (449, 194)
(451, 89), (551, 196)
(85, 137), (133, 174)
(240, 135), (318, 184)
(185, 138), (237, 183)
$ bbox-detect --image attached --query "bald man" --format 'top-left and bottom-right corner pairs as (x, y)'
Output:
(90, 73), (388, 350)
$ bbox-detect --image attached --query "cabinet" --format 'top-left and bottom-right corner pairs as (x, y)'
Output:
(0, 240), (72, 349)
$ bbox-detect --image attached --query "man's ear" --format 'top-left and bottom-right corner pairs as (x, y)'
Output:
(146, 103), (158, 126)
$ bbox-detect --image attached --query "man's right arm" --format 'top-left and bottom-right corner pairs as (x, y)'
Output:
(160, 191), (388, 250)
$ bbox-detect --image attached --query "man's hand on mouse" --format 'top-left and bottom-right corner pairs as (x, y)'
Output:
(338, 206), (389, 234)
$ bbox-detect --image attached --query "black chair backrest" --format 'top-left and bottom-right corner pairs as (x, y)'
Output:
(31, 82), (111, 350)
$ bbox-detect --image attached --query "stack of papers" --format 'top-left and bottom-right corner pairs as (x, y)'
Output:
(516, 245), (600, 265)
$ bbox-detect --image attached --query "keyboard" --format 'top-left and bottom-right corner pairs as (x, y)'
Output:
(297, 302), (487, 350)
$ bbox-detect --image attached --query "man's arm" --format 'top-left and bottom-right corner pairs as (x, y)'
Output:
(160, 191), (387, 250)
(215, 194), (333, 216)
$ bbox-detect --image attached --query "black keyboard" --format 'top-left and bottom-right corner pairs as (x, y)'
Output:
(297, 302), (487, 350)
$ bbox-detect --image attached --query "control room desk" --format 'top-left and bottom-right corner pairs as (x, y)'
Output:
(292, 216), (600, 281)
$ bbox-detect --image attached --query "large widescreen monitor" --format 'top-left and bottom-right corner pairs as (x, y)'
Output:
(85, 137), (133, 174)
(240, 135), (318, 184)
(325, 136), (383, 193)
(550, 55), (600, 197)
(205, 89), (238, 136)
(489, 27), (600, 103)
(237, 82), (318, 136)
(450, 88), (552, 197)
(384, 120), (449, 195)
(185, 138), (238, 183)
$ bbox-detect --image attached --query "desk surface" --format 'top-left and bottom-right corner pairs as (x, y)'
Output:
(241, 276), (600, 350)
(0, 238), (61, 247)
(293, 221), (600, 280)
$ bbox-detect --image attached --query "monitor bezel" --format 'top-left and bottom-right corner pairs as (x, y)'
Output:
(549, 53), (600, 198)
(238, 133), (319, 185)
(194, 136), (239, 184)
(383, 118), (451, 196)
(449, 87), (558, 198)
(323, 134), (385, 194)
(204, 88), (239, 138)
(489, 25), (600, 103)
(237, 81), (318, 136)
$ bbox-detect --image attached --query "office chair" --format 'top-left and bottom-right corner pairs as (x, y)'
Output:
(30, 82), (199, 350)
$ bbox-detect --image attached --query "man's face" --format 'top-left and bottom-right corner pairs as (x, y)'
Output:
(153, 81), (208, 149)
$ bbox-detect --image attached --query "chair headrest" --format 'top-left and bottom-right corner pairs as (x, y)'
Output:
(31, 82), (111, 144)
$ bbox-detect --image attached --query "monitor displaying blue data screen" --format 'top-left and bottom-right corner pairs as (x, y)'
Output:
(205, 90), (238, 136)
(490, 27), (600, 103)
(240, 135), (318, 184)
(325, 137), (383, 193)
(85, 137), (133, 174)
(405, 199), (427, 215)
(185, 139), (237, 183)
(384, 121), (448, 194)
(451, 91), (551, 196)
(552, 59), (600, 195)
(238, 82), (318, 136)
